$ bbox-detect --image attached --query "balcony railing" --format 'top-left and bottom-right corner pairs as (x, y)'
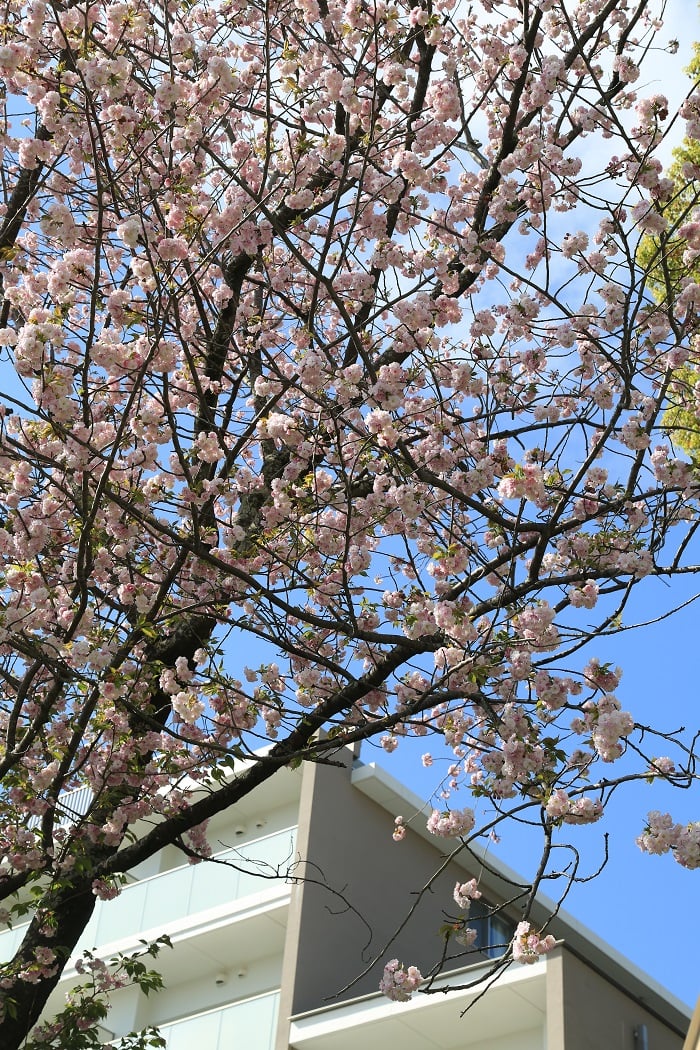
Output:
(158, 989), (279, 1050)
(0, 827), (297, 963)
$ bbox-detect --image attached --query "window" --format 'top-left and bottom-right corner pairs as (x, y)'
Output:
(468, 899), (514, 960)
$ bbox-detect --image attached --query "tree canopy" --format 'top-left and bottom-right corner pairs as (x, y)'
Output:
(639, 40), (700, 456)
(1, 0), (700, 1044)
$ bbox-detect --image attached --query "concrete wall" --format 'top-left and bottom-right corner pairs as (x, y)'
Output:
(469, 1029), (544, 1050)
(145, 953), (281, 1029)
(559, 951), (685, 1050)
(278, 751), (493, 1022)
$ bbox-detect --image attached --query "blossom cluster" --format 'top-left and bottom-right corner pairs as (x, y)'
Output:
(379, 959), (424, 1002)
(511, 922), (557, 965)
(545, 790), (603, 825)
(426, 808), (476, 838)
(637, 812), (700, 870)
(571, 695), (634, 763)
(453, 878), (482, 910)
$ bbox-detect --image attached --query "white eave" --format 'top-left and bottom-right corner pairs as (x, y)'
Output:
(290, 957), (547, 1050)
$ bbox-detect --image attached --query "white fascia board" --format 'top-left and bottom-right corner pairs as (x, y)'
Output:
(289, 958), (547, 1049)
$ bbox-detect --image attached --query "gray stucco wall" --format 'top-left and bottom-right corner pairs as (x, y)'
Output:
(559, 950), (685, 1050)
(279, 750), (486, 1019)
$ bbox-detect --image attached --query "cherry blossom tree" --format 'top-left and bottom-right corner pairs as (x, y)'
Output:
(1, 0), (700, 1043)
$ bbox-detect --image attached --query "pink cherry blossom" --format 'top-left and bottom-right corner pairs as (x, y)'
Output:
(512, 922), (557, 964)
(380, 960), (423, 1001)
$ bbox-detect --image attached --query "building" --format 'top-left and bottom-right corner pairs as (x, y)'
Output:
(685, 1000), (700, 1050)
(0, 747), (691, 1049)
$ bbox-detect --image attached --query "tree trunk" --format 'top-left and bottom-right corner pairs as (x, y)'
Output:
(2, 877), (99, 1049)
